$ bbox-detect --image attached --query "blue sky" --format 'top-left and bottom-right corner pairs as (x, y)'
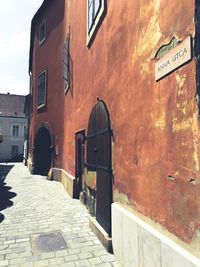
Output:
(0, 0), (43, 96)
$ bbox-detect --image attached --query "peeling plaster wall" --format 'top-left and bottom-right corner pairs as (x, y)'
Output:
(29, 0), (66, 169)
(62, 0), (200, 244)
(30, 0), (200, 246)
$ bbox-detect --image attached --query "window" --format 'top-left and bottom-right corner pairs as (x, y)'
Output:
(63, 33), (70, 93)
(39, 20), (46, 45)
(12, 125), (19, 137)
(37, 70), (47, 108)
(87, 0), (105, 45)
(88, 0), (101, 31)
(11, 145), (18, 156)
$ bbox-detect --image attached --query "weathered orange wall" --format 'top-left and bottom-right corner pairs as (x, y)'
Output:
(30, 0), (200, 243)
(62, 0), (199, 243)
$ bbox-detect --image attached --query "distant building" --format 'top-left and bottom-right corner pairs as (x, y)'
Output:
(0, 93), (27, 161)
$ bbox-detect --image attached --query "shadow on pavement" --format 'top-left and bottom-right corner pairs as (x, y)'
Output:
(0, 165), (17, 222)
(0, 213), (4, 222)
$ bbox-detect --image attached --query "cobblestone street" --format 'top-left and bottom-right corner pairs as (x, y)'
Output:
(0, 163), (118, 267)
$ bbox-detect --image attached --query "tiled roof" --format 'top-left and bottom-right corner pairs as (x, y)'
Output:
(0, 93), (26, 117)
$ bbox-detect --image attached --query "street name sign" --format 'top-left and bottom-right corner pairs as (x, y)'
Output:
(155, 36), (192, 81)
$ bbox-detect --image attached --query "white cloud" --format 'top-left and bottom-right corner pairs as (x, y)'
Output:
(0, 1), (44, 94)
(0, 80), (29, 96)
(0, 42), (6, 63)
(8, 31), (30, 53)
(0, 42), (5, 50)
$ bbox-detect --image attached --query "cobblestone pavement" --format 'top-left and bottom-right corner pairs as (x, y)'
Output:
(0, 163), (119, 267)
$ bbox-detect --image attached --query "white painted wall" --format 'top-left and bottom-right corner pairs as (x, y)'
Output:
(112, 203), (200, 267)
(0, 116), (27, 161)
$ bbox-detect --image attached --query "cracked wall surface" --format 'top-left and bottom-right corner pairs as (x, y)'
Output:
(29, 0), (200, 248)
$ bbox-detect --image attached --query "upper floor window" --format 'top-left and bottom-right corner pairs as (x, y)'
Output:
(39, 20), (46, 45)
(63, 33), (70, 93)
(12, 125), (19, 137)
(37, 70), (47, 109)
(87, 0), (105, 46)
(88, 0), (101, 31)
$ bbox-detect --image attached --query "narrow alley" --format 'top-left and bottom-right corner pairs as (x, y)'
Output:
(0, 163), (118, 267)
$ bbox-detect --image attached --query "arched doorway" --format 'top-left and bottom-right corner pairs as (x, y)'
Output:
(86, 100), (113, 236)
(33, 126), (53, 176)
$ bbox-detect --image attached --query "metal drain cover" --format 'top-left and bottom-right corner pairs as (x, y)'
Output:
(32, 232), (67, 253)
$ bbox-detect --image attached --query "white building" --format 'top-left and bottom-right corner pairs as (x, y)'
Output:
(0, 93), (27, 161)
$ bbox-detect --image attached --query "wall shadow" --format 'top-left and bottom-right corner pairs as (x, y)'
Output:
(0, 165), (17, 222)
(0, 213), (4, 222)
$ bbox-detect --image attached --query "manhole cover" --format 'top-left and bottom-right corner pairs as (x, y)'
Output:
(32, 232), (67, 253)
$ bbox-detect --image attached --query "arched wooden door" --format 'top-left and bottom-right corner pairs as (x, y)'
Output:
(33, 126), (52, 176)
(86, 100), (113, 236)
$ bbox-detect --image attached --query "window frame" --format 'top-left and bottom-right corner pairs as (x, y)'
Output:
(12, 125), (20, 137)
(37, 70), (47, 110)
(39, 19), (46, 45)
(87, 0), (105, 46)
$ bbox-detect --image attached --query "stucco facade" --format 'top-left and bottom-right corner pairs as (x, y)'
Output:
(0, 94), (26, 161)
(0, 117), (26, 161)
(29, 1), (200, 266)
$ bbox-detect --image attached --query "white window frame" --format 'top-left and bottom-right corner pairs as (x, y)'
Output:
(12, 125), (20, 137)
(87, 0), (105, 46)
(39, 19), (46, 45)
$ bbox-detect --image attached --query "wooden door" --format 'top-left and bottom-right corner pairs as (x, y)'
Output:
(86, 100), (112, 235)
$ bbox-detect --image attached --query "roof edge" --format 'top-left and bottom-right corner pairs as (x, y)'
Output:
(29, 0), (49, 73)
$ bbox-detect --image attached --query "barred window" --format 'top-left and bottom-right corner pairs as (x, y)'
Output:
(63, 33), (70, 93)
(38, 70), (47, 108)
(39, 20), (46, 45)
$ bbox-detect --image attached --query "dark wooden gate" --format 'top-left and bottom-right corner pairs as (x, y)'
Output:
(86, 100), (112, 236)
(33, 126), (52, 176)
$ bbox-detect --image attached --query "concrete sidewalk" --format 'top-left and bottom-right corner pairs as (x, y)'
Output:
(0, 163), (118, 267)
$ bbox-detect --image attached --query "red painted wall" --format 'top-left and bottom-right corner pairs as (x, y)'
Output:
(30, 0), (66, 168)
(30, 0), (200, 243)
